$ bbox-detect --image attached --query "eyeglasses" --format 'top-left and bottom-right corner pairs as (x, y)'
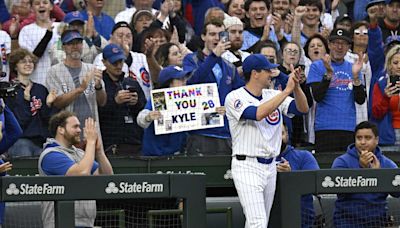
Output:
(354, 29), (368, 35)
(284, 48), (299, 55)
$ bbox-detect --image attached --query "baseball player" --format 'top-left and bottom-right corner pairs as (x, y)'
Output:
(225, 54), (309, 227)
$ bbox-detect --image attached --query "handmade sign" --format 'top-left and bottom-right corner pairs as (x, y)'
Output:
(151, 83), (223, 135)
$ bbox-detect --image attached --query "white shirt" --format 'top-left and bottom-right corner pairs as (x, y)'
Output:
(0, 31), (11, 82)
(221, 50), (250, 65)
(18, 22), (60, 85)
(226, 87), (294, 158)
(93, 51), (153, 100)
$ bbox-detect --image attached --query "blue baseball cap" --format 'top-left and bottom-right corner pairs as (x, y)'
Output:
(367, 0), (385, 9)
(64, 11), (85, 24)
(242, 54), (279, 74)
(158, 66), (190, 85)
(102, 44), (126, 64)
(386, 0), (400, 4)
(61, 30), (83, 44)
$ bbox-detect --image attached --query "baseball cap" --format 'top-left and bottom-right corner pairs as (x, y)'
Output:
(102, 44), (126, 64)
(367, 0), (385, 9)
(132, 10), (154, 25)
(64, 11), (85, 24)
(61, 30), (83, 44)
(158, 66), (190, 85)
(242, 54), (279, 74)
(223, 16), (243, 29)
(386, 0), (400, 4)
(336, 14), (352, 25)
(329, 28), (352, 43)
(111, 22), (133, 34)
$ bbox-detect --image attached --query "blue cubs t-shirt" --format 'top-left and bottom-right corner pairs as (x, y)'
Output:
(307, 59), (359, 132)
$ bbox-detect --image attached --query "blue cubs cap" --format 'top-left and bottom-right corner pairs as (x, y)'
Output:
(367, 0), (385, 9)
(61, 30), (83, 44)
(158, 66), (190, 85)
(64, 11), (85, 24)
(242, 54), (279, 74)
(386, 0), (400, 4)
(103, 44), (126, 64)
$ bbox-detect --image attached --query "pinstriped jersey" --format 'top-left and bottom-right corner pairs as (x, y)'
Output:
(226, 87), (294, 158)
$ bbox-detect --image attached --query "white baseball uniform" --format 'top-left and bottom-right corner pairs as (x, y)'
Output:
(225, 87), (294, 228)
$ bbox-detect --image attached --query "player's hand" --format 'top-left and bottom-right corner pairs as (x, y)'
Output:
(145, 111), (162, 122)
(80, 71), (94, 92)
(23, 82), (33, 101)
(216, 106), (226, 115)
(84, 118), (98, 144)
(212, 40), (231, 57)
(115, 90), (133, 104)
(289, 64), (302, 86)
(359, 150), (374, 168)
(46, 89), (57, 107)
(284, 75), (296, 94)
(276, 158), (291, 172)
(0, 162), (12, 173)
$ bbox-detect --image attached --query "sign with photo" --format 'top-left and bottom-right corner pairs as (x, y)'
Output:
(151, 83), (223, 135)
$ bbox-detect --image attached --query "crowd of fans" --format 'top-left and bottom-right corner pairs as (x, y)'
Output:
(0, 0), (399, 158)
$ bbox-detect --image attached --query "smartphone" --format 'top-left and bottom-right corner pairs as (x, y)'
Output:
(390, 75), (400, 94)
(219, 31), (229, 42)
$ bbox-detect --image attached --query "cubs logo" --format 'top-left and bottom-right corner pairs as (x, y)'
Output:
(265, 109), (280, 125)
(112, 47), (120, 54)
(234, 99), (242, 109)
(140, 67), (150, 87)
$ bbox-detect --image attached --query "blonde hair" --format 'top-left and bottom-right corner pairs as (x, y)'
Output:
(385, 45), (400, 75)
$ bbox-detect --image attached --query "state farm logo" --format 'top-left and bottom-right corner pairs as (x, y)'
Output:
(6, 183), (65, 195)
(322, 175), (378, 188)
(105, 181), (164, 194)
(392, 175), (400, 187)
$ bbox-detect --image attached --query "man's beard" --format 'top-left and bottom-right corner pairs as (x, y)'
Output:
(64, 130), (80, 145)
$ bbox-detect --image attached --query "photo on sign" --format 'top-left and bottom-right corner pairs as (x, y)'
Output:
(207, 85), (214, 96)
(165, 120), (172, 131)
(153, 92), (167, 111)
(157, 116), (164, 126)
(201, 112), (221, 126)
